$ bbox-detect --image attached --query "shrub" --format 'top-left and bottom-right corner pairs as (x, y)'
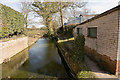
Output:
(74, 35), (85, 61)
(57, 24), (79, 39)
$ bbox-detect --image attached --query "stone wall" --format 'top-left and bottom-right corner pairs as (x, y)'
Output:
(74, 9), (119, 74)
(0, 37), (28, 64)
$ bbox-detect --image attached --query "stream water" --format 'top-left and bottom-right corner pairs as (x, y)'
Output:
(2, 39), (68, 78)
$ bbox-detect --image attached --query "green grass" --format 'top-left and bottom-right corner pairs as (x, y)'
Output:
(77, 71), (96, 78)
(77, 62), (96, 79)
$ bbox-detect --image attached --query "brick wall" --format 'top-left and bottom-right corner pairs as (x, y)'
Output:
(116, 5), (120, 76)
(74, 10), (119, 74)
(0, 37), (28, 64)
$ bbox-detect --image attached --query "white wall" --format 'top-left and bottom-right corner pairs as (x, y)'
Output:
(0, 37), (28, 64)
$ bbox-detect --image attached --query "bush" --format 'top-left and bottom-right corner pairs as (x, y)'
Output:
(57, 24), (79, 39)
(74, 35), (85, 61)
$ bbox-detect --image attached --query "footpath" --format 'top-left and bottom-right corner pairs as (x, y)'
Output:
(85, 56), (119, 80)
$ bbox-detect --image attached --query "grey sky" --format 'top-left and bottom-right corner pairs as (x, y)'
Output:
(86, 0), (119, 14)
(0, 0), (119, 13)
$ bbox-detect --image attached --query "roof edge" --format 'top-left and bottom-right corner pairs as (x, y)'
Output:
(78, 5), (120, 25)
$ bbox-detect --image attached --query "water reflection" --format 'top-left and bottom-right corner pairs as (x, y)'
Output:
(2, 39), (67, 78)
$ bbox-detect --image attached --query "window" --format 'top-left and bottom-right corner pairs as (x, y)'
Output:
(88, 27), (97, 38)
(77, 28), (82, 35)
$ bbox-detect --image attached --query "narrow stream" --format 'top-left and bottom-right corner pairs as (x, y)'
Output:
(2, 39), (68, 78)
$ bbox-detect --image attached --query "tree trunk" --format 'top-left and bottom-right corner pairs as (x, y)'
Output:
(60, 2), (65, 31)
(25, 14), (28, 28)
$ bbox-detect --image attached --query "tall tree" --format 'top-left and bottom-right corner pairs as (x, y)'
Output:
(32, 2), (71, 34)
(32, 2), (87, 33)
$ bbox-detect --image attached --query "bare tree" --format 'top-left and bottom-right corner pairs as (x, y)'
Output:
(32, 2), (71, 34)
(68, 2), (87, 18)
(32, 1), (88, 34)
(55, 2), (87, 31)
(21, 2), (32, 28)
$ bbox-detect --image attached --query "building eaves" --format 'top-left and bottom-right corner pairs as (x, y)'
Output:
(79, 5), (120, 25)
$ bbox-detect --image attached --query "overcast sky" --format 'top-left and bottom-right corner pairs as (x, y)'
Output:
(0, 0), (119, 14)
(86, 0), (119, 14)
(0, 0), (120, 28)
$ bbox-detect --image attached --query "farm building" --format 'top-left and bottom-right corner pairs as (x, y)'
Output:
(74, 5), (120, 75)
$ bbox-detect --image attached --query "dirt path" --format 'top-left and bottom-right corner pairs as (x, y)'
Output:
(85, 56), (119, 80)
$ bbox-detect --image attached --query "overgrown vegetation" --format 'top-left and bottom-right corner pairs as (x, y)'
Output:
(0, 3), (26, 38)
(57, 24), (79, 39)
(58, 36), (96, 78)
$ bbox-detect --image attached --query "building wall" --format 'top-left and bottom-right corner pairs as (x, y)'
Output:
(74, 10), (119, 74)
(116, 7), (120, 76)
(0, 37), (28, 64)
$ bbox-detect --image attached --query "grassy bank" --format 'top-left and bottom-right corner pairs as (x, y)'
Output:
(57, 37), (96, 79)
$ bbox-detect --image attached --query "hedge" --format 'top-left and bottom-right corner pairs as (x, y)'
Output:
(0, 3), (26, 38)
